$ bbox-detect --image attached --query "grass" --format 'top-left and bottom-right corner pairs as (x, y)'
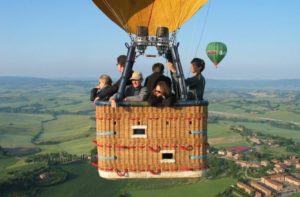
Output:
(0, 157), (18, 176)
(263, 110), (300, 123)
(208, 123), (236, 138)
(38, 162), (236, 197)
(233, 121), (300, 142)
(39, 115), (94, 143)
(257, 145), (290, 157)
(210, 99), (300, 124)
(0, 112), (52, 147)
(37, 135), (95, 155)
(38, 162), (127, 197)
(208, 123), (249, 148)
(129, 177), (236, 197)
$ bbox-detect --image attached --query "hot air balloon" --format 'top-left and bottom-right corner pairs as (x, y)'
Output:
(92, 0), (209, 179)
(206, 42), (227, 68)
(93, 0), (208, 36)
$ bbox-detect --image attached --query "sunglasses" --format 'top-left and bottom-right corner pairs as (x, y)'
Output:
(155, 90), (162, 94)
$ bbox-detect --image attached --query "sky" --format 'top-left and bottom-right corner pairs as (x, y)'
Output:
(1, 0), (300, 80)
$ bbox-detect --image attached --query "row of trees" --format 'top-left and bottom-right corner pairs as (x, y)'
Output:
(26, 152), (89, 165)
(0, 163), (68, 196)
(210, 113), (300, 131)
(206, 155), (242, 179)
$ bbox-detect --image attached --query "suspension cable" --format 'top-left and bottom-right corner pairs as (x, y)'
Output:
(194, 0), (212, 57)
(102, 0), (129, 32)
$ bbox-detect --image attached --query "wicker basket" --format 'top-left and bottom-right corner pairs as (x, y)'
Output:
(94, 101), (208, 179)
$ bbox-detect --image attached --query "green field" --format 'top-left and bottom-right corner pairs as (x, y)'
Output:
(37, 136), (95, 155)
(39, 162), (127, 197)
(227, 121), (300, 142)
(208, 123), (249, 148)
(0, 112), (52, 147)
(38, 115), (93, 143)
(129, 177), (236, 197)
(38, 162), (236, 197)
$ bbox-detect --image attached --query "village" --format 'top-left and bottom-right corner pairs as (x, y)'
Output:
(217, 146), (300, 196)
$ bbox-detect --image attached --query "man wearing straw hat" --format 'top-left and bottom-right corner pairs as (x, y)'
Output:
(110, 71), (148, 108)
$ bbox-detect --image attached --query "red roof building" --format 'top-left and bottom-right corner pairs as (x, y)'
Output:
(227, 146), (251, 154)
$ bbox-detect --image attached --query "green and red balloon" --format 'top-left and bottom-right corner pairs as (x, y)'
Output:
(206, 42), (227, 68)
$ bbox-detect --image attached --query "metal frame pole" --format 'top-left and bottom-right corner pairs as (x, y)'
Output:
(116, 43), (136, 101)
(170, 44), (187, 100)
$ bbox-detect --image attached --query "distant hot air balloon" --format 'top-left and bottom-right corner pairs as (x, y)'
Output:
(206, 42), (227, 68)
(92, 0), (208, 35)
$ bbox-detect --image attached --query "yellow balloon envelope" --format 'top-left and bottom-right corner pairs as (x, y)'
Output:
(93, 0), (208, 36)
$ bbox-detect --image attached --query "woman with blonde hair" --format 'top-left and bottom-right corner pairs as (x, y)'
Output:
(147, 81), (176, 107)
(90, 74), (113, 102)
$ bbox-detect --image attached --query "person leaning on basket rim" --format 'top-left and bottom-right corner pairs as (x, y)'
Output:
(90, 74), (113, 103)
(147, 81), (176, 107)
(110, 71), (148, 108)
(97, 55), (133, 99)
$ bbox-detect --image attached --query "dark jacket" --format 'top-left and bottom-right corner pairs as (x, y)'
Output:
(90, 86), (114, 101)
(102, 70), (134, 97)
(185, 74), (205, 100)
(144, 72), (172, 91)
(90, 88), (98, 101)
(147, 93), (176, 107)
(110, 85), (148, 102)
(171, 72), (205, 100)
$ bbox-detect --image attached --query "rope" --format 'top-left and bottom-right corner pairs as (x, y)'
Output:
(176, 0), (183, 30)
(149, 169), (161, 175)
(102, 0), (128, 32)
(179, 145), (193, 151)
(91, 162), (98, 168)
(97, 167), (208, 172)
(194, 0), (212, 56)
(94, 144), (204, 150)
(148, 145), (161, 152)
(96, 116), (121, 120)
(147, 1), (155, 29)
(116, 169), (128, 177)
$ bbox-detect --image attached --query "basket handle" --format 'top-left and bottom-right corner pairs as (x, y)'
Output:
(149, 169), (161, 175)
(180, 145), (193, 151)
(116, 169), (128, 177)
(91, 162), (98, 168)
(148, 145), (161, 152)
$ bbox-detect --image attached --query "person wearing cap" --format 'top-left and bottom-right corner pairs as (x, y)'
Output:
(166, 54), (206, 100)
(144, 62), (172, 92)
(110, 71), (148, 108)
(97, 55), (133, 99)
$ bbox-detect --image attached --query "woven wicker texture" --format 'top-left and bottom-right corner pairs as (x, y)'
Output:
(95, 105), (208, 178)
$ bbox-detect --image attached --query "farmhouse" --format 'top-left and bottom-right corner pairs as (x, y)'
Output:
(250, 181), (272, 197)
(285, 175), (300, 187)
(261, 177), (284, 191)
(227, 146), (251, 154)
(237, 181), (255, 195)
